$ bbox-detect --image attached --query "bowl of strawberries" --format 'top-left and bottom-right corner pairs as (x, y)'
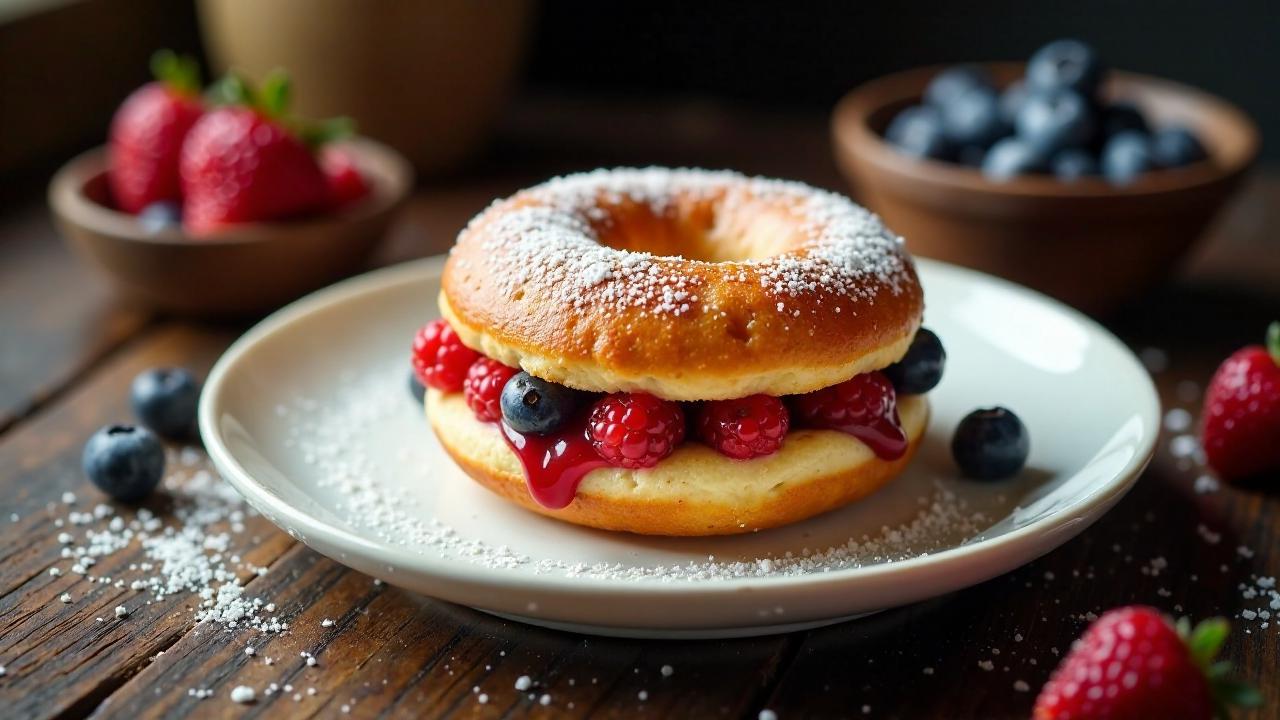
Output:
(49, 52), (413, 317)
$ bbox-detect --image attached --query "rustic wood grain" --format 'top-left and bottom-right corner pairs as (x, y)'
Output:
(0, 324), (294, 719)
(0, 203), (151, 433)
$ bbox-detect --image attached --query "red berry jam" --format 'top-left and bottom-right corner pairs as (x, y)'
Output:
(498, 417), (608, 509)
(790, 372), (908, 460)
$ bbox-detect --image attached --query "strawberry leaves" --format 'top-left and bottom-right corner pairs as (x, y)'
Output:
(150, 50), (201, 96)
(1267, 321), (1280, 366)
(1177, 616), (1261, 718)
(208, 69), (353, 150)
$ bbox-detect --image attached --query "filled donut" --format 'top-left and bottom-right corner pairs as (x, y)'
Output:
(415, 167), (941, 536)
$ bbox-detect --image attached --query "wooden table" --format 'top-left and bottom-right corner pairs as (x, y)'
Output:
(2, 98), (1278, 719)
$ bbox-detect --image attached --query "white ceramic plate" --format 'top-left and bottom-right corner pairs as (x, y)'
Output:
(201, 257), (1159, 639)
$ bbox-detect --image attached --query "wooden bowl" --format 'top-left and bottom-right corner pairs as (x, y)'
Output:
(832, 63), (1258, 313)
(49, 137), (413, 317)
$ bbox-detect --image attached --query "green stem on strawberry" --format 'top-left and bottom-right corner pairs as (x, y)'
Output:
(1178, 617), (1262, 718)
(209, 70), (353, 150)
(1267, 321), (1280, 365)
(150, 49), (201, 96)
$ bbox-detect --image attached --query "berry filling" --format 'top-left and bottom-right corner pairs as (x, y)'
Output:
(412, 320), (941, 509)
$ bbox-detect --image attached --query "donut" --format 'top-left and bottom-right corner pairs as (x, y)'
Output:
(420, 167), (933, 536)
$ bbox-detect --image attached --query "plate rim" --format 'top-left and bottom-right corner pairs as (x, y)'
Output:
(200, 256), (1160, 600)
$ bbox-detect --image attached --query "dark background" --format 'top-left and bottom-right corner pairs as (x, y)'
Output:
(2, 0), (1277, 176)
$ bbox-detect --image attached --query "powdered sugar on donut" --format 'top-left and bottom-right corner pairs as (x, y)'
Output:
(462, 167), (913, 320)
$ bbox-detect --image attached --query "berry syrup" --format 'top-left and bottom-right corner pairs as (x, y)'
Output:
(499, 417), (607, 509)
(808, 412), (908, 460)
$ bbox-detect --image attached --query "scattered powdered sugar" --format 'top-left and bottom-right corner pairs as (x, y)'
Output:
(230, 685), (256, 704)
(463, 168), (914, 321)
(281, 368), (990, 583)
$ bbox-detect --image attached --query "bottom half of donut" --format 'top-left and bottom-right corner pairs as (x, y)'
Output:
(426, 390), (930, 536)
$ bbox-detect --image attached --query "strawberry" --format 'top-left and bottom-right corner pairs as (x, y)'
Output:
(179, 72), (352, 234)
(1201, 322), (1280, 482)
(1033, 606), (1258, 720)
(321, 146), (370, 208)
(107, 50), (204, 214)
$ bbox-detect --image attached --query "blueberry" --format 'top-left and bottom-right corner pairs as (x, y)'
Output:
(500, 372), (586, 435)
(924, 65), (994, 109)
(1101, 131), (1154, 186)
(883, 328), (946, 395)
(138, 202), (182, 233)
(885, 105), (953, 161)
(982, 137), (1047, 181)
(1151, 126), (1208, 168)
(940, 87), (1007, 148)
(408, 368), (426, 404)
(951, 407), (1029, 480)
(1051, 148), (1099, 181)
(1015, 88), (1096, 155)
(1099, 102), (1150, 140)
(997, 80), (1031, 128)
(82, 425), (166, 501)
(1026, 39), (1105, 96)
(130, 368), (200, 440)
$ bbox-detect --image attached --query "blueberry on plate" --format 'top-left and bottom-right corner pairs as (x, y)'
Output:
(997, 80), (1031, 127)
(500, 372), (587, 435)
(924, 64), (994, 110)
(951, 407), (1029, 480)
(1151, 126), (1208, 168)
(137, 202), (182, 234)
(884, 105), (953, 160)
(940, 86), (1007, 148)
(1099, 102), (1150, 140)
(1101, 130), (1155, 186)
(408, 368), (426, 404)
(1051, 148), (1099, 181)
(1026, 38), (1105, 96)
(130, 368), (200, 440)
(982, 137), (1047, 181)
(83, 424), (166, 501)
(883, 328), (946, 394)
(1015, 88), (1097, 155)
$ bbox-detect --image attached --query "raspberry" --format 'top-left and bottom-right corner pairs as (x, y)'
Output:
(696, 395), (789, 459)
(790, 371), (898, 433)
(588, 393), (686, 469)
(463, 358), (518, 422)
(410, 319), (479, 392)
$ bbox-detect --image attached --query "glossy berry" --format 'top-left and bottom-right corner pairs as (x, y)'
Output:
(1101, 131), (1154, 186)
(180, 73), (345, 234)
(1033, 607), (1258, 720)
(1099, 102), (1150, 141)
(1152, 126), (1208, 168)
(411, 319), (480, 392)
(951, 407), (1029, 480)
(884, 106), (952, 161)
(1015, 88), (1096, 155)
(463, 358), (518, 423)
(130, 367), (200, 440)
(321, 146), (370, 208)
(982, 137), (1047, 181)
(407, 368), (426, 405)
(500, 372), (586, 435)
(923, 64), (993, 109)
(137, 201), (182, 233)
(82, 425), (166, 502)
(1026, 38), (1104, 96)
(791, 372), (899, 433)
(883, 328), (946, 394)
(1051, 148), (1099, 181)
(108, 51), (204, 214)
(697, 395), (789, 460)
(588, 393), (686, 469)
(1201, 323), (1280, 481)
(940, 87), (1007, 148)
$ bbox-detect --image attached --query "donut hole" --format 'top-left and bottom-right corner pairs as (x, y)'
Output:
(589, 197), (806, 263)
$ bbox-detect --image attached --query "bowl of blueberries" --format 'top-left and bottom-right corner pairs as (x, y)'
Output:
(832, 39), (1258, 313)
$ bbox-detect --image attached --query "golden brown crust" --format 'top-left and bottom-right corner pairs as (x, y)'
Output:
(427, 390), (929, 536)
(441, 168), (924, 400)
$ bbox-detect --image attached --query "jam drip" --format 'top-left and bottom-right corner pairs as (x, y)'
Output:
(808, 412), (908, 461)
(499, 417), (607, 509)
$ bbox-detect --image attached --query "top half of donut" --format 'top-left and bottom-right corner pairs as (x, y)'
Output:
(440, 167), (924, 401)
